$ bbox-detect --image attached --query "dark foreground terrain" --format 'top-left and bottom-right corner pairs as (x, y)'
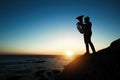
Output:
(61, 38), (120, 80)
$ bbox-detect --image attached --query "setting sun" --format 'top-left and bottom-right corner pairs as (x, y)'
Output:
(65, 50), (74, 57)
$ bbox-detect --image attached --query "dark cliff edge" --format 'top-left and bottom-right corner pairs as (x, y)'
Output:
(61, 38), (120, 80)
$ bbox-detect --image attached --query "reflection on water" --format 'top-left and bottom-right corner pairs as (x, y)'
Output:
(0, 55), (79, 80)
(0, 55), (78, 76)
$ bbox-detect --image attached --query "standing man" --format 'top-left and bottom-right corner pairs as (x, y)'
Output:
(76, 16), (96, 54)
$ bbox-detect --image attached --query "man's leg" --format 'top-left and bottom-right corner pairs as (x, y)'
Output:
(89, 41), (96, 53)
(88, 34), (96, 53)
(84, 35), (89, 54)
(85, 42), (89, 54)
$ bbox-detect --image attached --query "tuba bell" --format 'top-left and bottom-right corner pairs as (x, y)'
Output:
(76, 15), (84, 34)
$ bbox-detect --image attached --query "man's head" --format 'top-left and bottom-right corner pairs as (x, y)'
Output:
(84, 16), (90, 23)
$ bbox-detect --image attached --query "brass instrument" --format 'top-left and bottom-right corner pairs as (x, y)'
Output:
(76, 15), (84, 34)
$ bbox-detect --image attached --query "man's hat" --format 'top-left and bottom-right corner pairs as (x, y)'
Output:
(76, 15), (84, 20)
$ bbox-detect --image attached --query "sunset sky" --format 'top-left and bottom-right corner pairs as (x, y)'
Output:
(0, 0), (120, 55)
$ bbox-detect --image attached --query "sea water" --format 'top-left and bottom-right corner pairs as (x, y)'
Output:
(0, 54), (76, 80)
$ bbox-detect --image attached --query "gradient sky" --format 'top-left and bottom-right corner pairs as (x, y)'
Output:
(0, 0), (120, 55)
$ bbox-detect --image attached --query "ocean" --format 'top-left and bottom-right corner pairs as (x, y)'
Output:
(0, 54), (77, 80)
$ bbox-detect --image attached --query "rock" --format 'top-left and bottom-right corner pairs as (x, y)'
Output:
(61, 38), (120, 80)
(6, 76), (21, 80)
(35, 69), (61, 80)
(35, 70), (47, 80)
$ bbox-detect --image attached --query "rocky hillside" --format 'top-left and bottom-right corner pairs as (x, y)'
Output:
(61, 38), (120, 80)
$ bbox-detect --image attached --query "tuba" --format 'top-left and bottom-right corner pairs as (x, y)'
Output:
(76, 15), (84, 34)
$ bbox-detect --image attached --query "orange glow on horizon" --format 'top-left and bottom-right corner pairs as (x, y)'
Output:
(0, 50), (85, 55)
(0, 48), (85, 55)
(65, 50), (74, 57)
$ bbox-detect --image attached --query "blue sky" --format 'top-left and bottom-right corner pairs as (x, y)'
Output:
(0, 0), (120, 55)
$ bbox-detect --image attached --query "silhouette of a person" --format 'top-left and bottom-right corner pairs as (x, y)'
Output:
(76, 16), (96, 54)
